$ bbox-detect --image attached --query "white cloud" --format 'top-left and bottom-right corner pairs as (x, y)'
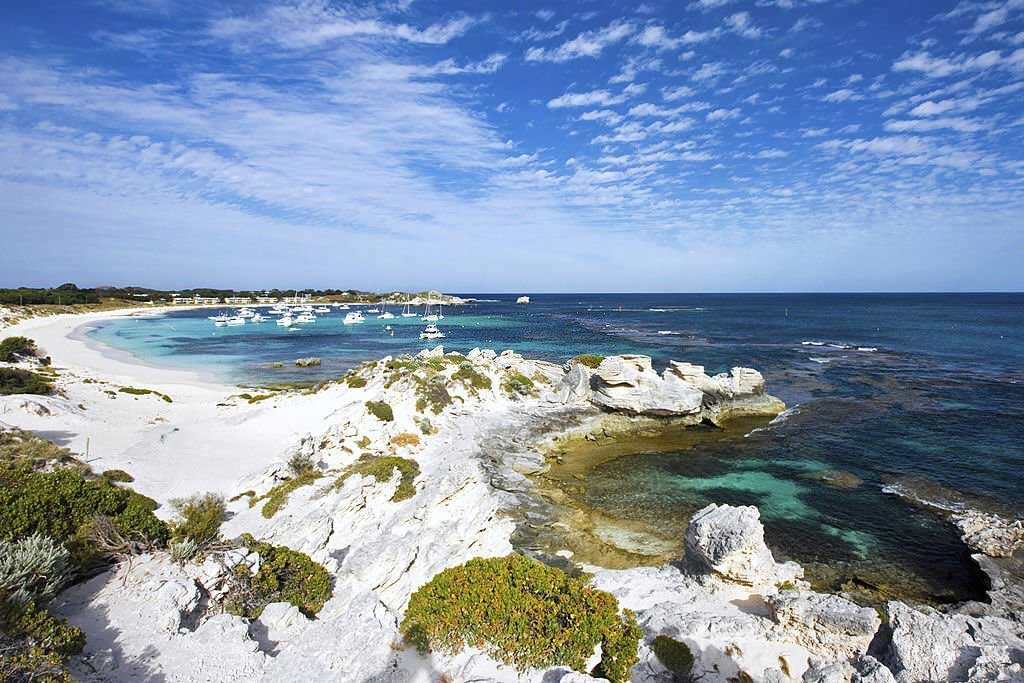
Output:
(548, 89), (628, 108)
(823, 88), (862, 102)
(692, 62), (726, 81)
(725, 12), (764, 39)
(884, 117), (989, 133)
(892, 49), (1015, 78)
(687, 0), (737, 11)
(779, 48), (795, 58)
(706, 107), (740, 121)
(525, 20), (634, 62)
(662, 85), (697, 100)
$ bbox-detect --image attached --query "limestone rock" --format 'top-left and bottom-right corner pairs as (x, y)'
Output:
(853, 656), (898, 683)
(882, 601), (1024, 683)
(685, 504), (803, 587)
(767, 590), (880, 660)
(953, 510), (1024, 558)
(590, 355), (704, 417)
(558, 362), (593, 404)
(294, 357), (321, 367)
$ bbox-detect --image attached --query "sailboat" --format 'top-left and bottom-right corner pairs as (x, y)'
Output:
(378, 305), (394, 320)
(421, 303), (439, 322)
(401, 299), (418, 318)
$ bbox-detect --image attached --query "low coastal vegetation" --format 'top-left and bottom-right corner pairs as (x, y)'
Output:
(118, 386), (173, 403)
(331, 456), (419, 502)
(0, 336), (41, 363)
(452, 363), (492, 390)
(400, 554), (641, 683)
(365, 400), (394, 422)
(414, 377), (452, 415)
(0, 368), (53, 396)
(573, 354), (605, 369)
(223, 534), (332, 619)
(651, 635), (694, 680)
(389, 433), (421, 448)
(252, 471), (323, 519)
(0, 429), (86, 473)
(101, 469), (134, 483)
(501, 370), (536, 397)
(169, 493), (226, 548)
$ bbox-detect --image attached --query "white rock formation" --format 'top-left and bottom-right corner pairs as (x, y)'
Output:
(953, 510), (1024, 558)
(766, 590), (880, 661)
(685, 504), (803, 588)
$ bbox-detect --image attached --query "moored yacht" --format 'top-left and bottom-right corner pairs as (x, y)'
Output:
(343, 311), (365, 325)
(419, 323), (445, 340)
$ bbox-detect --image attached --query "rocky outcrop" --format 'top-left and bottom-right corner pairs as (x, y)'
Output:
(685, 503), (803, 588)
(953, 510), (1024, 558)
(881, 601), (1024, 683)
(572, 354), (785, 422)
(294, 357), (321, 367)
(767, 590), (880, 661)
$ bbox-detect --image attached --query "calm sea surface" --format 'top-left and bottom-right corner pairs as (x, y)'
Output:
(87, 293), (1024, 601)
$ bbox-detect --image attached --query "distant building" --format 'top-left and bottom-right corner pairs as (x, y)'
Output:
(224, 297), (253, 304)
(282, 294), (313, 304)
(255, 296), (278, 304)
(173, 296), (221, 305)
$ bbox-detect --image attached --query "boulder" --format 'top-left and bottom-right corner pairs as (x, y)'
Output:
(767, 590), (880, 660)
(685, 504), (803, 587)
(953, 510), (1024, 558)
(882, 601), (1024, 683)
(294, 357), (321, 367)
(558, 362), (593, 404)
(590, 355), (704, 417)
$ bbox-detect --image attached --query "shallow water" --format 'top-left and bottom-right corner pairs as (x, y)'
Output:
(88, 293), (1024, 600)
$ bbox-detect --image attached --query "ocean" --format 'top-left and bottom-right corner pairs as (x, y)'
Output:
(86, 293), (1024, 602)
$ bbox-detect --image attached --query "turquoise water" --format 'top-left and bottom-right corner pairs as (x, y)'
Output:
(88, 294), (1024, 600)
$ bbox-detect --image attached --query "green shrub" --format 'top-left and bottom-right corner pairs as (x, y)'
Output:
(344, 374), (367, 388)
(118, 387), (172, 403)
(0, 368), (52, 396)
(331, 456), (419, 502)
(169, 493), (226, 546)
(573, 354), (605, 369)
(415, 378), (452, 415)
(0, 598), (84, 681)
(401, 555), (640, 683)
(452, 365), (492, 391)
(417, 417), (435, 435)
(101, 469), (134, 483)
(0, 534), (72, 606)
(252, 471), (322, 518)
(228, 490), (255, 503)
(223, 534), (332, 619)
(0, 464), (168, 564)
(365, 401), (394, 422)
(168, 538), (199, 564)
(0, 430), (86, 473)
(501, 371), (535, 397)
(287, 452), (316, 477)
(651, 635), (694, 678)
(0, 337), (38, 363)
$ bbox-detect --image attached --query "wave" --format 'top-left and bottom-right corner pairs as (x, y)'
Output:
(745, 404), (801, 437)
(881, 482), (964, 513)
(657, 330), (682, 335)
(801, 340), (879, 352)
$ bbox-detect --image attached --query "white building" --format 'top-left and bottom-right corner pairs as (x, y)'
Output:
(224, 297), (253, 304)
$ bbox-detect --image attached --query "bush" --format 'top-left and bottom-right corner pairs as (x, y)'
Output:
(252, 471), (322, 518)
(573, 354), (605, 369)
(501, 371), (535, 397)
(0, 534), (72, 606)
(390, 433), (421, 448)
(651, 635), (694, 679)
(0, 429), (86, 473)
(365, 401), (394, 422)
(101, 469), (134, 483)
(118, 387), (172, 403)
(169, 493), (226, 546)
(223, 534), (332, 619)
(0, 368), (52, 396)
(415, 378), (452, 415)
(344, 374), (367, 388)
(287, 452), (316, 477)
(0, 337), (38, 363)
(168, 538), (199, 564)
(401, 555), (640, 683)
(0, 464), (168, 563)
(0, 598), (85, 682)
(331, 456), (419, 502)
(452, 365), (492, 391)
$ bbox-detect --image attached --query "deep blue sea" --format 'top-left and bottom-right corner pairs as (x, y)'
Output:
(87, 293), (1024, 601)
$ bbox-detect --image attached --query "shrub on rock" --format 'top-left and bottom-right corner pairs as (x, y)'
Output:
(169, 493), (226, 546)
(101, 469), (134, 483)
(223, 534), (332, 619)
(0, 337), (38, 363)
(573, 354), (605, 369)
(365, 400), (394, 422)
(0, 368), (52, 396)
(0, 598), (85, 682)
(400, 554), (641, 683)
(651, 635), (694, 679)
(331, 456), (419, 502)
(0, 429), (86, 473)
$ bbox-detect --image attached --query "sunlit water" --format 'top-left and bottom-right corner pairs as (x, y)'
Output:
(87, 294), (1024, 601)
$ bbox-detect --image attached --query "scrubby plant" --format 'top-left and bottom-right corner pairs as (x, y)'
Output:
(501, 371), (535, 397)
(101, 469), (134, 483)
(0, 598), (85, 682)
(417, 417), (435, 435)
(344, 374), (367, 388)
(452, 364), (492, 391)
(331, 456), (419, 502)
(169, 493), (226, 546)
(252, 471), (322, 518)
(0, 429), (86, 474)
(355, 436), (371, 449)
(390, 433), (421, 448)
(415, 378), (452, 415)
(118, 387), (172, 403)
(573, 354), (605, 369)
(366, 400), (394, 422)
(223, 534), (332, 619)
(0, 368), (52, 396)
(0, 464), (168, 563)
(287, 452), (316, 477)
(0, 337), (38, 363)
(400, 554), (641, 683)
(651, 635), (694, 680)
(228, 490), (255, 503)
(0, 534), (72, 606)
(167, 538), (199, 564)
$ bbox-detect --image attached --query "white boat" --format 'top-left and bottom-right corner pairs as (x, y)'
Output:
(366, 307), (381, 314)
(214, 320), (228, 327)
(338, 304), (350, 310)
(276, 316), (294, 327)
(250, 313), (266, 323)
(419, 323), (445, 340)
(343, 312), (365, 325)
(378, 305), (394, 319)
(314, 306), (330, 313)
(516, 296), (530, 304)
(294, 313), (316, 323)
(237, 308), (256, 318)
(401, 300), (417, 318)
(225, 316), (246, 326)
(421, 303), (439, 322)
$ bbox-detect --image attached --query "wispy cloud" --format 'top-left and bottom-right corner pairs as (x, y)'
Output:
(525, 20), (634, 62)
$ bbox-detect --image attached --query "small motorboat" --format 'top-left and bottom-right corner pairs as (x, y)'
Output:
(419, 323), (445, 340)
(343, 312), (365, 325)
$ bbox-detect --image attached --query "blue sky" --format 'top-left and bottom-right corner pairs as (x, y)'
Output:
(1, 0), (1022, 292)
